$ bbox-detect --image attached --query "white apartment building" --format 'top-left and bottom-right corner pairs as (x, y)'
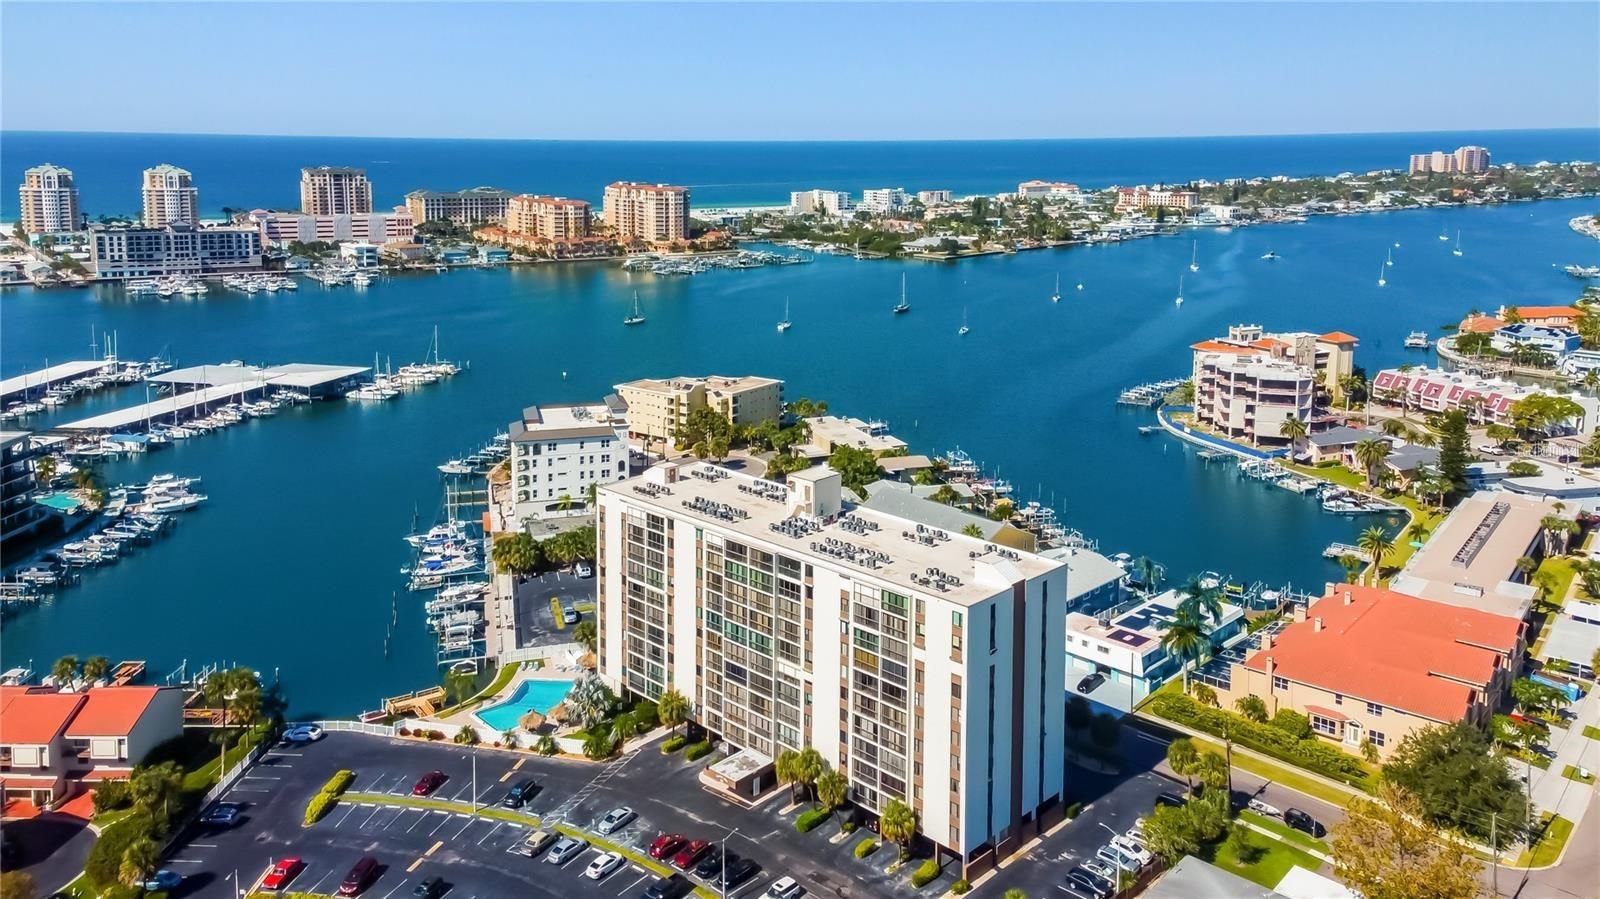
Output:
(917, 190), (953, 205)
(405, 188), (514, 225)
(141, 164), (200, 228)
(596, 461), (1068, 877)
(339, 242), (380, 268)
(508, 402), (629, 524)
(788, 189), (853, 217)
(18, 164), (81, 235)
(858, 187), (910, 215)
(250, 207), (414, 248)
(300, 166), (373, 215)
(602, 182), (690, 243)
(89, 223), (262, 278)
(1370, 366), (1548, 426)
(1016, 180), (1080, 201)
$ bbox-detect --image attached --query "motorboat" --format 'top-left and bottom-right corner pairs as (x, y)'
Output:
(1405, 331), (1429, 349)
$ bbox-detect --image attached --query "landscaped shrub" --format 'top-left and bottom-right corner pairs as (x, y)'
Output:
(427, 729), (445, 741)
(321, 769), (356, 796)
(854, 837), (879, 859)
(910, 859), (940, 888)
(1065, 802), (1083, 820)
(632, 699), (660, 730)
(1146, 692), (1368, 783)
(1269, 708), (1313, 740)
(92, 779), (132, 814)
(85, 812), (156, 888)
(952, 879), (972, 894)
(841, 821), (858, 834)
(684, 739), (713, 761)
(795, 806), (830, 833)
(397, 727), (411, 737)
(304, 790), (339, 825)
(660, 735), (688, 754)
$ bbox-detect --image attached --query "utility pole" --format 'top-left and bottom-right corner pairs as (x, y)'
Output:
(1490, 812), (1499, 896)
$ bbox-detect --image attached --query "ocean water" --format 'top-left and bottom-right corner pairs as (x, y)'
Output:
(3, 128), (1597, 219)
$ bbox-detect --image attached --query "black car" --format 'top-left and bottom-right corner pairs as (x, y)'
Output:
(500, 778), (539, 809)
(640, 873), (694, 899)
(722, 856), (760, 888)
(1065, 868), (1112, 899)
(1076, 672), (1106, 694)
(411, 876), (446, 899)
(201, 802), (243, 827)
(1285, 808), (1323, 837)
(694, 850), (731, 879)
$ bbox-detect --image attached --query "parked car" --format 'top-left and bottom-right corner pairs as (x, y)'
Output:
(671, 839), (712, 870)
(721, 856), (760, 888)
(1109, 835), (1153, 866)
(1080, 858), (1117, 884)
(500, 778), (539, 808)
(1125, 817), (1146, 840)
(585, 851), (626, 881)
(640, 873), (694, 899)
(201, 802), (243, 827)
(283, 724), (325, 744)
(1065, 867), (1112, 898)
(648, 833), (687, 860)
(1247, 798), (1281, 817)
(597, 806), (636, 834)
(143, 870), (182, 892)
(563, 606), (580, 625)
(412, 771), (448, 796)
(337, 857), (379, 896)
(1076, 672), (1106, 694)
(411, 876), (446, 898)
(260, 857), (303, 891)
(575, 561), (593, 578)
(1285, 808), (1323, 837)
(515, 830), (558, 857)
(765, 877), (806, 899)
(546, 836), (588, 866)
(1096, 844), (1143, 872)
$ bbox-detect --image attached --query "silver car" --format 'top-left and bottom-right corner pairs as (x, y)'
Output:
(596, 806), (635, 835)
(545, 836), (588, 865)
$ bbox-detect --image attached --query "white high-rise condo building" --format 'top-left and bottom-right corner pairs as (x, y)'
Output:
(788, 189), (853, 217)
(300, 166), (373, 215)
(18, 164), (81, 235)
(89, 224), (262, 279)
(141, 164), (200, 227)
(858, 187), (910, 215)
(596, 461), (1068, 878)
(603, 182), (690, 243)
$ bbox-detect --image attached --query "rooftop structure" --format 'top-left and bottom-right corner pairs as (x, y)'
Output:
(1542, 600), (1600, 677)
(0, 361), (118, 404)
(1390, 491), (1563, 619)
(1190, 324), (1359, 447)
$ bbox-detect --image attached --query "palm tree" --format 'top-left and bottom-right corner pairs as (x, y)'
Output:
(816, 767), (848, 812)
(567, 673), (613, 731)
(1357, 525), (1395, 585)
(1279, 416), (1308, 456)
(1133, 556), (1163, 593)
(961, 523), (983, 538)
(50, 655), (79, 686)
(1542, 515), (1580, 556)
(878, 799), (917, 860)
(1166, 737), (1200, 793)
(1337, 554), (1364, 583)
(1235, 694), (1268, 723)
(775, 749), (801, 803)
(1159, 610), (1209, 692)
(1177, 575), (1223, 624)
(556, 493), (574, 514)
(658, 687), (689, 736)
(1338, 374), (1366, 413)
(82, 656), (110, 682)
(796, 747), (825, 801)
(1353, 438), (1391, 487)
(572, 620), (597, 654)
(118, 836), (161, 887)
(1194, 752), (1230, 794)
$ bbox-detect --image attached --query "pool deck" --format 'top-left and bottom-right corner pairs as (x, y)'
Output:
(460, 657), (587, 734)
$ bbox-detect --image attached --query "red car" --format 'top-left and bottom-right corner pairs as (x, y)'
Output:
(260, 857), (303, 891)
(671, 839), (711, 870)
(648, 834), (687, 860)
(412, 771), (448, 796)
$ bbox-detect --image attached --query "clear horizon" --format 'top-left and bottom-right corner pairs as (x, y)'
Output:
(3, 2), (1597, 141)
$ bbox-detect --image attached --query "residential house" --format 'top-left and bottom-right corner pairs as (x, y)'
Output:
(0, 685), (184, 807)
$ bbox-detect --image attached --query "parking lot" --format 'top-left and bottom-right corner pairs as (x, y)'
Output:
(161, 730), (951, 899)
(512, 569), (595, 650)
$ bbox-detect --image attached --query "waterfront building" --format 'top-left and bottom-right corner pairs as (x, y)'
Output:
(602, 182), (690, 243)
(1190, 325), (1359, 446)
(1015, 180), (1080, 201)
(1217, 584), (1522, 759)
(1409, 146), (1490, 176)
(916, 189), (953, 205)
(502, 195), (592, 240)
(140, 164), (200, 228)
(861, 481), (1039, 550)
(0, 431), (44, 549)
(508, 401), (628, 525)
(800, 415), (907, 456)
(1388, 491), (1567, 620)
(1067, 590), (1243, 711)
(300, 166), (373, 215)
(613, 374), (783, 451)
(788, 189), (853, 217)
(858, 187), (910, 215)
(1498, 304), (1582, 328)
(1369, 366), (1555, 426)
(0, 684), (185, 807)
(1456, 146), (1491, 173)
(249, 207), (414, 248)
(1114, 187), (1198, 212)
(1489, 323), (1580, 357)
(471, 225), (616, 259)
(1458, 312), (1508, 334)
(339, 242), (380, 268)
(89, 223), (263, 278)
(405, 187), (514, 225)
(596, 460), (1068, 877)
(17, 164), (82, 235)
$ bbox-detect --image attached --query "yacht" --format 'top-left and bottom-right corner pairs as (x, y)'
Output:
(624, 291), (645, 326)
(1175, 274), (1185, 306)
(1439, 229), (1451, 241)
(893, 273), (910, 314)
(1452, 230), (1463, 257)
(1189, 241), (1199, 273)
(1386, 247), (1394, 267)
(1565, 264), (1600, 279)
(1405, 331), (1429, 349)
(777, 297), (792, 332)
(1261, 250), (1278, 260)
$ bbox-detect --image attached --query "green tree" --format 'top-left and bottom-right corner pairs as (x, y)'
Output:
(1166, 737), (1200, 793)
(828, 445), (884, 496)
(1357, 525), (1395, 585)
(118, 836), (161, 887)
(1235, 694), (1268, 723)
(0, 871), (37, 899)
(33, 455), (56, 483)
(1434, 410), (1471, 500)
(878, 799), (918, 860)
(775, 749), (802, 804)
(453, 725), (479, 745)
(930, 484), (960, 505)
(582, 729), (617, 760)
(534, 734), (558, 756)
(1191, 683), (1218, 707)
(816, 767), (848, 812)
(1132, 556), (1163, 592)
(129, 761), (184, 826)
(1332, 783), (1484, 899)
(1353, 438), (1391, 488)
(960, 523), (983, 538)
(491, 532), (541, 575)
(51, 655), (80, 685)
(572, 619), (597, 653)
(1381, 722), (1528, 844)
(567, 673), (615, 731)
(1270, 708), (1313, 740)
(1193, 752), (1230, 793)
(1338, 553), (1365, 584)
(82, 655), (110, 682)
(1159, 607), (1210, 692)
(1511, 677), (1569, 717)
(1141, 803), (1202, 863)
(658, 687), (689, 736)
(1278, 415), (1308, 455)
(796, 746), (825, 800)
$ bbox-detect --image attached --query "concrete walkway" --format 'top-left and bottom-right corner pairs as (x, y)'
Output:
(1526, 676), (1599, 822)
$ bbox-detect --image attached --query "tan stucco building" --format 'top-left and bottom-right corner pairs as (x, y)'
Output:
(613, 374), (783, 450)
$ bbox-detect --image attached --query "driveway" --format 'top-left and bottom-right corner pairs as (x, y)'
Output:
(1, 812), (96, 894)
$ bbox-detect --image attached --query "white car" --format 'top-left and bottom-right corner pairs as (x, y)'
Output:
(1126, 817), (1146, 840)
(574, 561), (593, 578)
(584, 851), (624, 880)
(596, 806), (635, 835)
(1096, 844), (1143, 872)
(282, 724), (324, 744)
(765, 878), (805, 899)
(1109, 835), (1153, 867)
(1247, 798), (1282, 817)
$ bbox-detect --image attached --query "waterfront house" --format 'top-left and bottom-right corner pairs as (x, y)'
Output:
(1304, 424), (1382, 464)
(1498, 305), (1583, 328)
(89, 222), (263, 279)
(0, 685), (184, 809)
(1490, 323), (1580, 357)
(1458, 313), (1507, 334)
(482, 248), (510, 264)
(379, 241), (427, 263)
(1389, 490), (1566, 620)
(339, 242), (381, 268)
(1218, 584), (1522, 759)
(1381, 443), (1440, 487)
(800, 415), (907, 456)
(1066, 590), (1244, 712)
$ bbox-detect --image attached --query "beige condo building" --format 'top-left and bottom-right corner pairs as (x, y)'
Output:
(18, 164), (81, 235)
(141, 164), (200, 228)
(405, 187), (513, 225)
(300, 166), (373, 215)
(613, 374), (784, 451)
(503, 195), (592, 240)
(602, 182), (690, 243)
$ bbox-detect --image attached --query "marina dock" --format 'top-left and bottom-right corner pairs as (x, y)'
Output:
(53, 363), (368, 433)
(1323, 542), (1364, 560)
(0, 360), (117, 404)
(1116, 377), (1187, 407)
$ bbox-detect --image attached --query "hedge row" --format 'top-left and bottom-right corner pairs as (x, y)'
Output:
(1147, 692), (1368, 783)
(660, 735), (688, 754)
(305, 768), (358, 825)
(854, 838), (879, 859)
(322, 769), (356, 796)
(911, 859), (940, 888)
(684, 740), (713, 761)
(795, 806), (830, 833)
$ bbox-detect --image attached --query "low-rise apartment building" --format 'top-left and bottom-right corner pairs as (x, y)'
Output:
(1370, 366), (1552, 426)
(405, 187), (514, 225)
(300, 166), (373, 215)
(1219, 584), (1522, 758)
(596, 461), (1068, 877)
(602, 182), (690, 243)
(507, 401), (629, 525)
(613, 374), (783, 451)
(1115, 187), (1199, 211)
(18, 164), (82, 235)
(1389, 490), (1564, 620)
(250, 207), (414, 248)
(1015, 181), (1080, 201)
(503, 195), (592, 240)
(89, 223), (263, 278)
(1190, 325), (1358, 446)
(0, 685), (185, 807)
(141, 164), (200, 228)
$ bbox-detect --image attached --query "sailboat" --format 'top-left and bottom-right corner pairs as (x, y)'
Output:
(1261, 249), (1278, 260)
(777, 297), (792, 332)
(1377, 262), (1387, 287)
(958, 307), (970, 336)
(1050, 274), (1061, 303)
(1438, 228), (1450, 241)
(893, 273), (910, 314)
(1386, 247), (1394, 267)
(1452, 230), (1463, 257)
(1174, 274), (1185, 307)
(623, 291), (645, 326)
(1189, 240), (1199, 273)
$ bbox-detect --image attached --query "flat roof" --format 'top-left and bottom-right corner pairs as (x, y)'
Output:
(1542, 614), (1600, 668)
(1143, 857), (1276, 899)
(509, 402), (621, 442)
(1389, 490), (1560, 619)
(57, 383), (259, 431)
(602, 460), (1061, 607)
(804, 415), (908, 453)
(150, 362), (368, 389)
(0, 360), (115, 400)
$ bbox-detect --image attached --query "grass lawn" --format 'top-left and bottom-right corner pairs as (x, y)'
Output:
(1561, 764), (1595, 784)
(435, 661), (522, 717)
(1538, 556), (1580, 610)
(1582, 725), (1600, 741)
(1515, 814), (1573, 868)
(1238, 810), (1329, 854)
(1203, 829), (1321, 889)
(1282, 461), (1443, 579)
(1184, 734), (1366, 807)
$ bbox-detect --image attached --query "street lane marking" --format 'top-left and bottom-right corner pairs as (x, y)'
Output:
(188, 843), (217, 848)
(167, 859), (204, 864)
(499, 758), (525, 782)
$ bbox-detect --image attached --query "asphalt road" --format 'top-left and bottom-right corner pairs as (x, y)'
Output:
(1, 812), (95, 894)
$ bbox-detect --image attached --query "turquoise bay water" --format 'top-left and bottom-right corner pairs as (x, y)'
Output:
(3, 197), (1598, 715)
(476, 679), (577, 733)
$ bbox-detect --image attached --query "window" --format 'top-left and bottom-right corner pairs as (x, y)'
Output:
(1333, 693), (1343, 706)
(1272, 675), (1289, 691)
(988, 604), (997, 654)
(952, 611), (963, 628)
(1366, 701), (1383, 717)
(1311, 715), (1339, 737)
(951, 682), (962, 700)
(1369, 730), (1386, 748)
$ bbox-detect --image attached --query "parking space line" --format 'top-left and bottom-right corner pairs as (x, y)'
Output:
(429, 813), (454, 836)
(408, 810), (430, 833)
(335, 803), (360, 826)
(383, 876), (412, 896)
(188, 843), (217, 849)
(306, 868), (334, 894)
(167, 859), (204, 865)
(476, 822), (502, 845)
(617, 872), (648, 896)
(362, 805), (385, 827)
(451, 817), (476, 839)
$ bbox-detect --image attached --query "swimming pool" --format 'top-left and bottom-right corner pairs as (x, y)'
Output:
(476, 678), (576, 732)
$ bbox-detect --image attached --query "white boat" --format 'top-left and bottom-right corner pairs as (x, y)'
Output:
(893, 273), (910, 314)
(777, 297), (792, 332)
(1261, 250), (1278, 260)
(624, 291), (645, 326)
(1377, 262), (1386, 287)
(1564, 264), (1600, 279)
(1051, 273), (1061, 303)
(1405, 331), (1429, 349)
(958, 307), (969, 336)
(1175, 274), (1185, 306)
(1189, 241), (1199, 273)
(1452, 230), (1463, 257)
(1439, 229), (1451, 241)
(1386, 247), (1394, 267)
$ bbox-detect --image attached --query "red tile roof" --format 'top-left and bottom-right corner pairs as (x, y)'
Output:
(64, 687), (161, 738)
(1318, 331), (1359, 345)
(1506, 305), (1581, 321)
(1191, 340), (1259, 354)
(1242, 584), (1521, 723)
(0, 691), (86, 744)
(1459, 314), (1506, 334)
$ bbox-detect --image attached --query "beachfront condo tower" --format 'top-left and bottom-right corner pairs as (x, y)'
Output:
(141, 164), (200, 228)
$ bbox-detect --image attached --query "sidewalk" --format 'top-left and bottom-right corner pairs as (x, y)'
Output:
(1526, 679), (1599, 822)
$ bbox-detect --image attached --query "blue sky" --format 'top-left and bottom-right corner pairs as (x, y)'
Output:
(4, 2), (1597, 140)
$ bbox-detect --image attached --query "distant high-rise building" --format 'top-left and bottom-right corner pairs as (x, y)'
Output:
(1455, 145), (1491, 174)
(503, 195), (592, 240)
(788, 189), (852, 217)
(858, 187), (911, 215)
(300, 166), (373, 215)
(404, 187), (513, 225)
(141, 164), (200, 227)
(17, 164), (81, 235)
(602, 182), (690, 242)
(1409, 146), (1488, 176)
